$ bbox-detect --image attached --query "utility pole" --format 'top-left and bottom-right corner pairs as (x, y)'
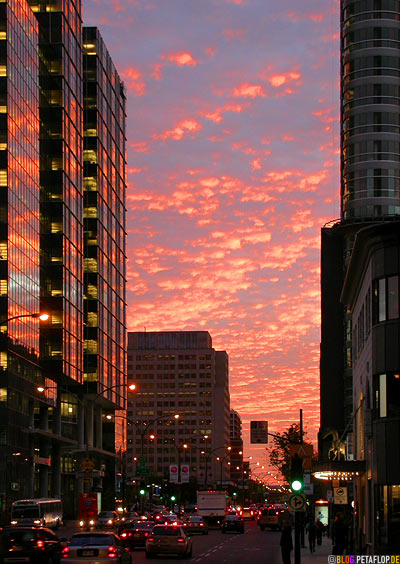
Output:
(294, 408), (303, 564)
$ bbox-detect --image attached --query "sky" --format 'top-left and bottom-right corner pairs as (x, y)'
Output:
(84, 0), (341, 472)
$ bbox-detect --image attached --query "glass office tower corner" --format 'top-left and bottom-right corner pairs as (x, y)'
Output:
(0, 0), (41, 519)
(83, 27), (127, 508)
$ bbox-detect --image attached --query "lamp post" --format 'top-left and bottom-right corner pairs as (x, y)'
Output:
(202, 446), (231, 487)
(216, 447), (232, 487)
(1, 312), (49, 324)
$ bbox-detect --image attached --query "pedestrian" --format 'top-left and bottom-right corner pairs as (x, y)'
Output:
(280, 524), (293, 564)
(316, 518), (324, 546)
(306, 520), (317, 553)
(332, 512), (347, 555)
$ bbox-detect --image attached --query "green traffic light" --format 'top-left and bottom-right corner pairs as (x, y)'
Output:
(291, 480), (303, 492)
(170, 495), (176, 501)
(232, 492), (237, 497)
(139, 489), (145, 495)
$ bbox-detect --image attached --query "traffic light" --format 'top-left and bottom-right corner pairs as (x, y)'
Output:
(139, 489), (146, 495)
(170, 495), (176, 502)
(290, 453), (304, 492)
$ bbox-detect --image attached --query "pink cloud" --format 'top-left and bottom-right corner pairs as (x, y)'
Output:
(120, 66), (146, 96)
(153, 119), (203, 141)
(233, 83), (267, 98)
(164, 51), (197, 66)
(251, 158), (262, 170)
(223, 28), (245, 41)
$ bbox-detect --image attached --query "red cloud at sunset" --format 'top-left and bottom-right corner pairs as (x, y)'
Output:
(163, 51), (197, 66)
(120, 66), (146, 96)
(269, 71), (301, 87)
(233, 83), (267, 98)
(153, 119), (203, 141)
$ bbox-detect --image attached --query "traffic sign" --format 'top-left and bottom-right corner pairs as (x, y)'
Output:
(250, 421), (268, 444)
(288, 493), (306, 511)
(181, 464), (190, 483)
(289, 444), (313, 469)
(80, 457), (94, 473)
(333, 487), (348, 505)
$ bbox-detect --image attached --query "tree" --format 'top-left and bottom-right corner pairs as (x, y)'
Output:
(267, 423), (308, 482)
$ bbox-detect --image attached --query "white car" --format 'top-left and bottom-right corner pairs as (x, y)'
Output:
(96, 511), (119, 529)
(61, 532), (131, 563)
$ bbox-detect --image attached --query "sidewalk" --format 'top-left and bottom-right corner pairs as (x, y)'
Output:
(300, 534), (333, 564)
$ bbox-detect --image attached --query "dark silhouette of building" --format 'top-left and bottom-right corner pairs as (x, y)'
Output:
(319, 0), (400, 552)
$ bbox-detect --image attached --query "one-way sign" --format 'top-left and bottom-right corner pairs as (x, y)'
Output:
(288, 493), (306, 511)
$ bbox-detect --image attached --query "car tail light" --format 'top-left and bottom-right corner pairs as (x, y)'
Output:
(177, 538), (185, 543)
(200, 523), (204, 527)
(108, 546), (118, 559)
(61, 547), (69, 558)
(182, 523), (187, 526)
(276, 512), (279, 515)
(121, 532), (127, 538)
(36, 540), (45, 550)
(144, 532), (149, 537)
(147, 537), (155, 543)
(251, 511), (253, 516)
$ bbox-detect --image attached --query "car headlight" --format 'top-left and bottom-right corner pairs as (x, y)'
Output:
(107, 519), (113, 524)
(11, 520), (17, 525)
(89, 520), (95, 525)
(33, 520), (41, 525)
(79, 520), (84, 527)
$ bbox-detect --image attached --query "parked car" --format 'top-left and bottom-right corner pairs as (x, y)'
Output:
(61, 532), (130, 563)
(145, 524), (192, 559)
(119, 520), (155, 550)
(0, 526), (66, 564)
(96, 511), (119, 529)
(221, 515), (245, 534)
(182, 516), (208, 535)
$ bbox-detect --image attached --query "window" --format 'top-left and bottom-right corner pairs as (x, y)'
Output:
(374, 373), (400, 418)
(373, 276), (400, 322)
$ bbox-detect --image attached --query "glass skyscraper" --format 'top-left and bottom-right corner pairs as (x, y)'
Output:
(0, 0), (41, 520)
(0, 0), (126, 519)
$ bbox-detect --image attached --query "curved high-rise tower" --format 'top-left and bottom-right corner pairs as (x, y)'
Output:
(342, 0), (400, 221)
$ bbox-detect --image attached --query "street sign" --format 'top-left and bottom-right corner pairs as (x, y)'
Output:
(289, 444), (313, 469)
(180, 464), (190, 483)
(80, 458), (95, 473)
(250, 421), (268, 444)
(169, 464), (178, 483)
(333, 487), (348, 505)
(288, 493), (306, 511)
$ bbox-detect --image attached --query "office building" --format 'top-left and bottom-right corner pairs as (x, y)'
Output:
(0, 0), (41, 521)
(0, 0), (126, 519)
(126, 331), (231, 486)
(229, 410), (243, 485)
(319, 0), (400, 552)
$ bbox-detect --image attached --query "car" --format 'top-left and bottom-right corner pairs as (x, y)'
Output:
(240, 507), (255, 520)
(119, 520), (154, 549)
(121, 511), (139, 523)
(257, 506), (291, 531)
(61, 532), (130, 563)
(182, 516), (208, 535)
(145, 524), (192, 559)
(96, 511), (119, 529)
(221, 515), (245, 534)
(0, 526), (66, 564)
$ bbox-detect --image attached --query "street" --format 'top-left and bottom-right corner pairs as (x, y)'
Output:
(59, 521), (282, 564)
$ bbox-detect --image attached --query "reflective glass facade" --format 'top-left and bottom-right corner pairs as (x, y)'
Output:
(342, 0), (400, 220)
(0, 0), (40, 515)
(28, 0), (84, 384)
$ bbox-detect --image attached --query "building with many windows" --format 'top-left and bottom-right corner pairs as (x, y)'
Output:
(126, 331), (231, 487)
(0, 0), (126, 520)
(319, 0), (400, 552)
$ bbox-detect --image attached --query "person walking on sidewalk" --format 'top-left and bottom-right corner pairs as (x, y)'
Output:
(316, 518), (324, 546)
(280, 524), (293, 564)
(332, 512), (348, 555)
(306, 520), (317, 553)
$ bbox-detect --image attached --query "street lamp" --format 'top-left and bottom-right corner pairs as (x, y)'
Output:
(216, 447), (232, 487)
(202, 445), (231, 486)
(2, 312), (49, 324)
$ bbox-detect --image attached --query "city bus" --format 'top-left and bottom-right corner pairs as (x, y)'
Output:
(11, 498), (63, 529)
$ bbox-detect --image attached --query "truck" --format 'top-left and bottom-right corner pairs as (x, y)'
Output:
(78, 493), (99, 530)
(196, 491), (227, 527)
